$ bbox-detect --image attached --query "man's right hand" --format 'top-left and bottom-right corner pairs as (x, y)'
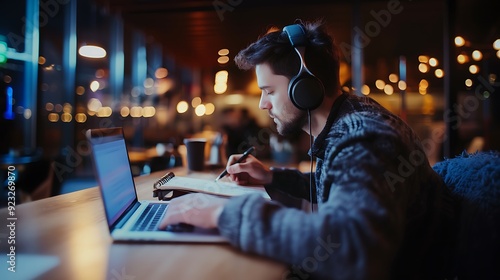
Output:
(225, 154), (273, 186)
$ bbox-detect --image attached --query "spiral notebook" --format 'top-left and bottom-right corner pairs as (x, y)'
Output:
(152, 172), (270, 201)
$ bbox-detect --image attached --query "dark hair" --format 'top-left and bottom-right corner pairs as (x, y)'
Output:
(234, 20), (340, 96)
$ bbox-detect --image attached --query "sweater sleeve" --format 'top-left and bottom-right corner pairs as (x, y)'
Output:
(264, 168), (316, 202)
(217, 137), (405, 280)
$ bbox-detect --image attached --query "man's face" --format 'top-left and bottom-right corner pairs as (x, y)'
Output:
(256, 63), (307, 136)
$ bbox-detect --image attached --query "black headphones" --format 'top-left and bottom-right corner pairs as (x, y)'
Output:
(282, 24), (325, 111)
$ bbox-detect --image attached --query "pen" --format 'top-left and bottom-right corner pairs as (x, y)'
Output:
(215, 146), (255, 181)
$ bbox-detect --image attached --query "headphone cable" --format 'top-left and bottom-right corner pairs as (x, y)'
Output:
(308, 109), (314, 213)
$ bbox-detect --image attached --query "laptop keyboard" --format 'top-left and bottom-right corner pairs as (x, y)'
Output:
(131, 203), (194, 232)
(131, 203), (167, 231)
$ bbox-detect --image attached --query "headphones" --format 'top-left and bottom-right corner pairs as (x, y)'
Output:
(282, 24), (325, 111)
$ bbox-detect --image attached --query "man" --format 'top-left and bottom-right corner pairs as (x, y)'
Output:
(160, 20), (455, 279)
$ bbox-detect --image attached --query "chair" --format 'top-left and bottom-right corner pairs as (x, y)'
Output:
(1, 157), (54, 204)
(432, 151), (500, 279)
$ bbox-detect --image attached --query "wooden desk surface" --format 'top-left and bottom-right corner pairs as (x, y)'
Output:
(0, 168), (286, 280)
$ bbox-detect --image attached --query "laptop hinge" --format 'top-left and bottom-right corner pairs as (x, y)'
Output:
(113, 201), (141, 230)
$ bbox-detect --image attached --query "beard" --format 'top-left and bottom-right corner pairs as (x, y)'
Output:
(275, 109), (307, 136)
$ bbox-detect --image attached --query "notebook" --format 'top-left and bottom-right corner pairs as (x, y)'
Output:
(152, 172), (270, 201)
(86, 127), (227, 243)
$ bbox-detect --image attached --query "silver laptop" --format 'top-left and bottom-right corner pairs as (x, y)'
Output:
(86, 127), (227, 243)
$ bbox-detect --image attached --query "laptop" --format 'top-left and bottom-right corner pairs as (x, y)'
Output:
(86, 127), (227, 243)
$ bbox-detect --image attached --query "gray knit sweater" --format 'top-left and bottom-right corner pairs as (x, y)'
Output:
(218, 93), (455, 280)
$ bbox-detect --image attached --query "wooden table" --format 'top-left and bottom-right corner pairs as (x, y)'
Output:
(0, 167), (286, 280)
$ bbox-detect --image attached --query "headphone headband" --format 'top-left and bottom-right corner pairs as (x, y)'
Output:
(283, 24), (307, 47)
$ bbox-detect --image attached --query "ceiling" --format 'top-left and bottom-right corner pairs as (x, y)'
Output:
(92, 0), (421, 67)
(92, 0), (499, 74)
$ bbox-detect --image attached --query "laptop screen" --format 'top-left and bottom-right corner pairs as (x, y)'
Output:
(88, 129), (137, 226)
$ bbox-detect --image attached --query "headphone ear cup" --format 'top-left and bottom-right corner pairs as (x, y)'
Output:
(289, 73), (325, 111)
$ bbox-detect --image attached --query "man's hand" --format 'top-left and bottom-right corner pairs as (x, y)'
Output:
(158, 193), (228, 230)
(226, 154), (273, 185)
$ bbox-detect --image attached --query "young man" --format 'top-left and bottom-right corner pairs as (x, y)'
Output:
(160, 20), (455, 279)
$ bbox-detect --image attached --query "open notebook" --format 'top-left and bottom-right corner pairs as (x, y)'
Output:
(86, 127), (227, 243)
(152, 172), (270, 201)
